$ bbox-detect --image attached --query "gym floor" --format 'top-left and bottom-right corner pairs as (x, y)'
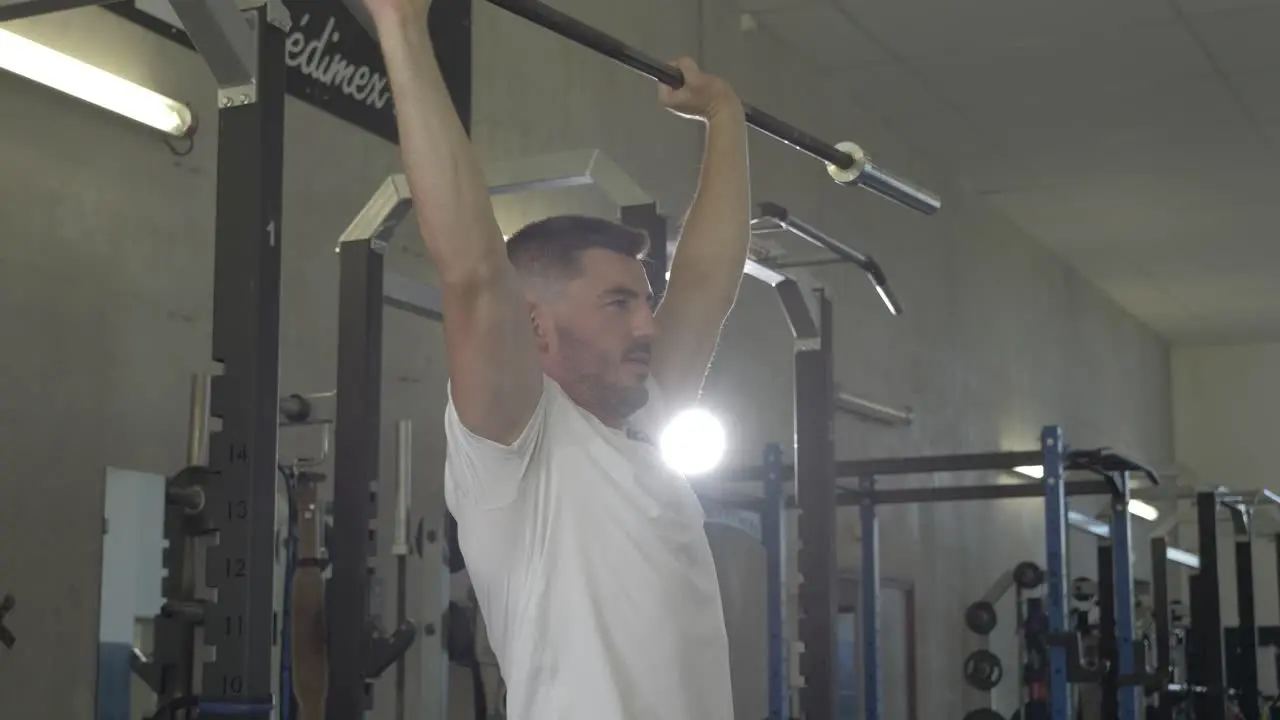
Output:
(1, 1), (1278, 719)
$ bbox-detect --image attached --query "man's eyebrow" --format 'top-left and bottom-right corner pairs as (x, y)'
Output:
(600, 285), (653, 301)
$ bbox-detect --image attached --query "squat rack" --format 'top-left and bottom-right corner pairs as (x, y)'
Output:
(0, 0), (936, 715)
(1141, 486), (1280, 720)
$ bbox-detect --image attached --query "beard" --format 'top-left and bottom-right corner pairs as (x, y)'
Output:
(555, 323), (651, 420)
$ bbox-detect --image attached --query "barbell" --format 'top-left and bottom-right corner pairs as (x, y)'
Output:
(483, 0), (942, 216)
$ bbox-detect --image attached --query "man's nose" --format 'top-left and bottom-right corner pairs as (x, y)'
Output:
(633, 308), (658, 339)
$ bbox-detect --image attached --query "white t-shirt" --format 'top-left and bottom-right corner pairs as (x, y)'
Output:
(443, 375), (734, 720)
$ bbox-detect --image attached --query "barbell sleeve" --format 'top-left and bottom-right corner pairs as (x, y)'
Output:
(484, 0), (941, 215)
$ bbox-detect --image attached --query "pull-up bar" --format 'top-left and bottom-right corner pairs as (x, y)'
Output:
(482, 0), (942, 216)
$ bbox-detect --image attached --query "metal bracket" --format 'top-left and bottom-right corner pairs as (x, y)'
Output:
(365, 622), (417, 679)
(169, 0), (263, 95)
(237, 0), (293, 31)
(338, 174), (414, 252)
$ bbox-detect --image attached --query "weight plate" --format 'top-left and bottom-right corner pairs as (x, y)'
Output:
(1014, 561), (1045, 589)
(963, 648), (1004, 691)
(962, 709), (1006, 720)
(965, 600), (998, 635)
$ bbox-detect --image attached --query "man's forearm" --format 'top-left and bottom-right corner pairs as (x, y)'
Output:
(371, 8), (506, 280)
(669, 105), (751, 294)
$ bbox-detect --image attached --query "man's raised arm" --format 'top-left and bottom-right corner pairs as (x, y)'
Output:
(365, 0), (543, 445)
(651, 59), (751, 408)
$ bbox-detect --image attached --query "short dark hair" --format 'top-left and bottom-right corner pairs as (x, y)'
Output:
(505, 214), (649, 284)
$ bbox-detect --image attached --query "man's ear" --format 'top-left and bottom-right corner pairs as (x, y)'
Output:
(529, 301), (551, 353)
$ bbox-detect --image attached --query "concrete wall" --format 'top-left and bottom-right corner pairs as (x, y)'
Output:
(0, 0), (1173, 718)
(1172, 342), (1279, 490)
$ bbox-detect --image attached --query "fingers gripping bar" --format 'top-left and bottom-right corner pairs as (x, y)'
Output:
(484, 0), (942, 215)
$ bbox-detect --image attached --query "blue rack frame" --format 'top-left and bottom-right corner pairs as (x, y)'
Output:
(842, 427), (1161, 720)
(700, 427), (1163, 720)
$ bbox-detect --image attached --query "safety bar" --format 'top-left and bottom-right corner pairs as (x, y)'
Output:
(752, 201), (902, 315)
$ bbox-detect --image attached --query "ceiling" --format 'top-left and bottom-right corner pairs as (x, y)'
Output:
(743, 0), (1280, 345)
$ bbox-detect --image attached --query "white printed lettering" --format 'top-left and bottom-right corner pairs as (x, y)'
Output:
(283, 13), (392, 111)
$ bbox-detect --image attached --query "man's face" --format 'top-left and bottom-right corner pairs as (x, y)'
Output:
(535, 248), (657, 423)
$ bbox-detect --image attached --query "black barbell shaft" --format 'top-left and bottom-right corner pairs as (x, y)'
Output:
(484, 0), (941, 215)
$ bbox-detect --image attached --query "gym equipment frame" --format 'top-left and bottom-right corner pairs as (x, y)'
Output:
(704, 432), (1184, 720)
(152, 2), (291, 716)
(692, 262), (908, 718)
(750, 201), (903, 316)
(21, 0), (475, 716)
(1145, 487), (1280, 720)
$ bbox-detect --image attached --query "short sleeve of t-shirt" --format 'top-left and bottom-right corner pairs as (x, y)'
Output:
(443, 375), (561, 509)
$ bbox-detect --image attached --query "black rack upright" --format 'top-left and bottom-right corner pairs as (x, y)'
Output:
(196, 4), (288, 715)
(328, 0), (472, 715)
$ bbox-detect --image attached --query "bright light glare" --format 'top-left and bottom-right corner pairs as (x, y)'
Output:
(659, 408), (726, 476)
(1126, 499), (1160, 522)
(1014, 465), (1160, 521)
(0, 29), (193, 137)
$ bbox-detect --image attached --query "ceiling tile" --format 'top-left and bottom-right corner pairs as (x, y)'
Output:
(1229, 71), (1280, 125)
(1185, 6), (1280, 75)
(979, 77), (1255, 160)
(909, 23), (1216, 121)
(756, 3), (887, 69)
(1173, 0), (1274, 13)
(838, 60), (953, 119)
(983, 154), (1280, 253)
(837, 0), (1174, 58)
(864, 106), (1040, 193)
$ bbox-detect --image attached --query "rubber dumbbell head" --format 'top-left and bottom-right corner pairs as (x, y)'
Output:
(965, 600), (998, 635)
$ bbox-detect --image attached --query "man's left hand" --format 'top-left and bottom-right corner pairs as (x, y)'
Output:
(658, 57), (742, 122)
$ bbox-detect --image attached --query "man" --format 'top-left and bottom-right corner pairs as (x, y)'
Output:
(362, 0), (751, 717)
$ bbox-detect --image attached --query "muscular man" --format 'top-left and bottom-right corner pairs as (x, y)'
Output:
(363, 0), (751, 716)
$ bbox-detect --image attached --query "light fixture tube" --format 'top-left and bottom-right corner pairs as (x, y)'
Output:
(0, 28), (193, 137)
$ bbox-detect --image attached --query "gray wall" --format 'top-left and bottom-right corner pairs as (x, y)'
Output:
(0, 0), (1173, 718)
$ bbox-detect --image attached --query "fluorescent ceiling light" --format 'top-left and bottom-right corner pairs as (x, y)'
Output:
(1125, 498), (1160, 522)
(0, 28), (193, 137)
(1013, 465), (1160, 521)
